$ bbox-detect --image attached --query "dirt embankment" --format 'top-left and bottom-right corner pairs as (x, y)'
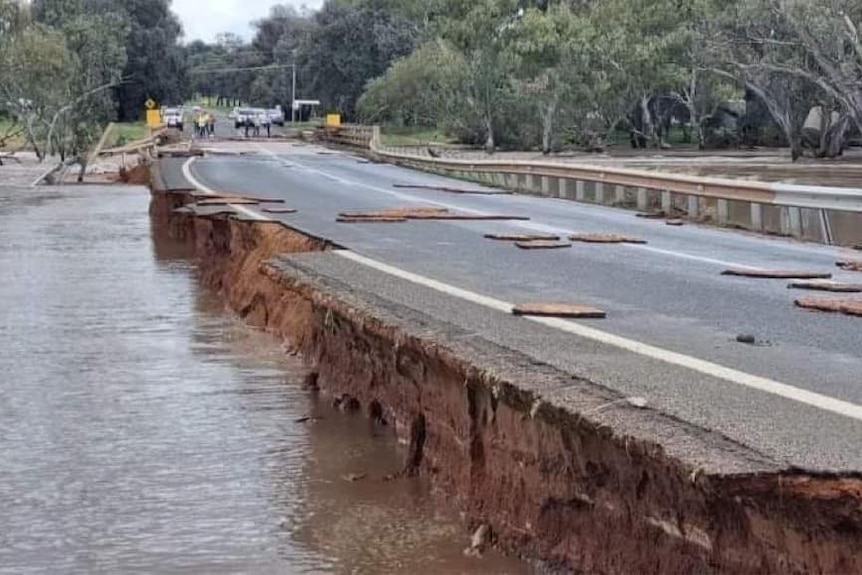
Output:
(150, 178), (862, 574)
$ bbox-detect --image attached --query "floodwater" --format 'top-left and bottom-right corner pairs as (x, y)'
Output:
(0, 185), (531, 574)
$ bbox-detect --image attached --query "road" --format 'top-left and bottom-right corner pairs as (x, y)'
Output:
(158, 140), (862, 472)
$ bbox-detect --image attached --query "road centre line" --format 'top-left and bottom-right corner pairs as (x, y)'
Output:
(335, 249), (862, 423)
(253, 144), (759, 270)
(182, 152), (862, 421)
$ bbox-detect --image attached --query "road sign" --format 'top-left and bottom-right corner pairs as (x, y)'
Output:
(325, 113), (341, 127)
(145, 98), (157, 110)
(146, 109), (161, 128)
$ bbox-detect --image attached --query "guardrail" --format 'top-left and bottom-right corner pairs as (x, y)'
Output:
(316, 124), (377, 150)
(344, 127), (859, 246)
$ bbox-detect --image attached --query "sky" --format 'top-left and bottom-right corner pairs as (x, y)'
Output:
(172, 0), (322, 44)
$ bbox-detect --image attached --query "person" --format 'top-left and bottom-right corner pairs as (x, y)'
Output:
(208, 112), (216, 137)
(253, 113), (262, 138)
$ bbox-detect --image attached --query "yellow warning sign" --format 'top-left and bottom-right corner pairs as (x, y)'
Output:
(146, 109), (161, 128)
(145, 98), (157, 110)
(325, 113), (341, 127)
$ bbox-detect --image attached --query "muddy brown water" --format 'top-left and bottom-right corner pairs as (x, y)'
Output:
(0, 185), (532, 574)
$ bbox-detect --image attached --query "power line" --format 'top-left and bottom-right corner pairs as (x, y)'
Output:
(188, 63), (296, 75)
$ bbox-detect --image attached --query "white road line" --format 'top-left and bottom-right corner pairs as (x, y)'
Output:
(182, 157), (270, 222)
(254, 144), (762, 270)
(335, 249), (862, 423)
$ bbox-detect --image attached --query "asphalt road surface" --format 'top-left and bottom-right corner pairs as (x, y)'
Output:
(159, 140), (862, 472)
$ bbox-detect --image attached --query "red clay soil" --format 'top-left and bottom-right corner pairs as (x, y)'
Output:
(513, 303), (606, 319)
(149, 182), (862, 574)
(724, 268), (833, 280)
(569, 233), (648, 244)
(119, 162), (151, 185)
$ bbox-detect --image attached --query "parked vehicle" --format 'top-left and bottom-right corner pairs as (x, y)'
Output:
(163, 107), (184, 131)
(234, 108), (256, 129)
(267, 107), (285, 126)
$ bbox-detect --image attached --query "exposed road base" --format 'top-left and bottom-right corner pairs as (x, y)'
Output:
(569, 233), (648, 244)
(484, 233), (561, 242)
(723, 268), (833, 280)
(512, 303), (606, 319)
(515, 240), (572, 250)
(149, 172), (862, 574)
(787, 280), (862, 293)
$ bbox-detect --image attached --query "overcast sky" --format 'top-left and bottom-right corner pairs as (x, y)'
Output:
(173, 0), (322, 43)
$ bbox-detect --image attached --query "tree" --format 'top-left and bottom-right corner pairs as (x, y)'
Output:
(438, 0), (520, 152)
(113, 0), (186, 120)
(0, 24), (74, 159)
(301, 0), (418, 119)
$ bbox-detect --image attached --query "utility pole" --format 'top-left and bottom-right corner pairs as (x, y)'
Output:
(291, 63), (297, 124)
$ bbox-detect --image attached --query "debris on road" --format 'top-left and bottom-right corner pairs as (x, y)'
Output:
(794, 296), (862, 316)
(202, 195), (286, 204)
(569, 233), (648, 244)
(336, 206), (529, 222)
(723, 268), (833, 280)
(836, 260), (862, 272)
(336, 216), (408, 223)
(341, 473), (367, 483)
(393, 183), (512, 195)
(484, 233), (561, 242)
(787, 280), (862, 293)
(736, 334), (757, 345)
(515, 240), (572, 250)
(636, 211), (668, 219)
(196, 199), (260, 206)
(262, 207), (298, 214)
(666, 219), (685, 226)
(512, 302), (606, 319)
(463, 524), (490, 558)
